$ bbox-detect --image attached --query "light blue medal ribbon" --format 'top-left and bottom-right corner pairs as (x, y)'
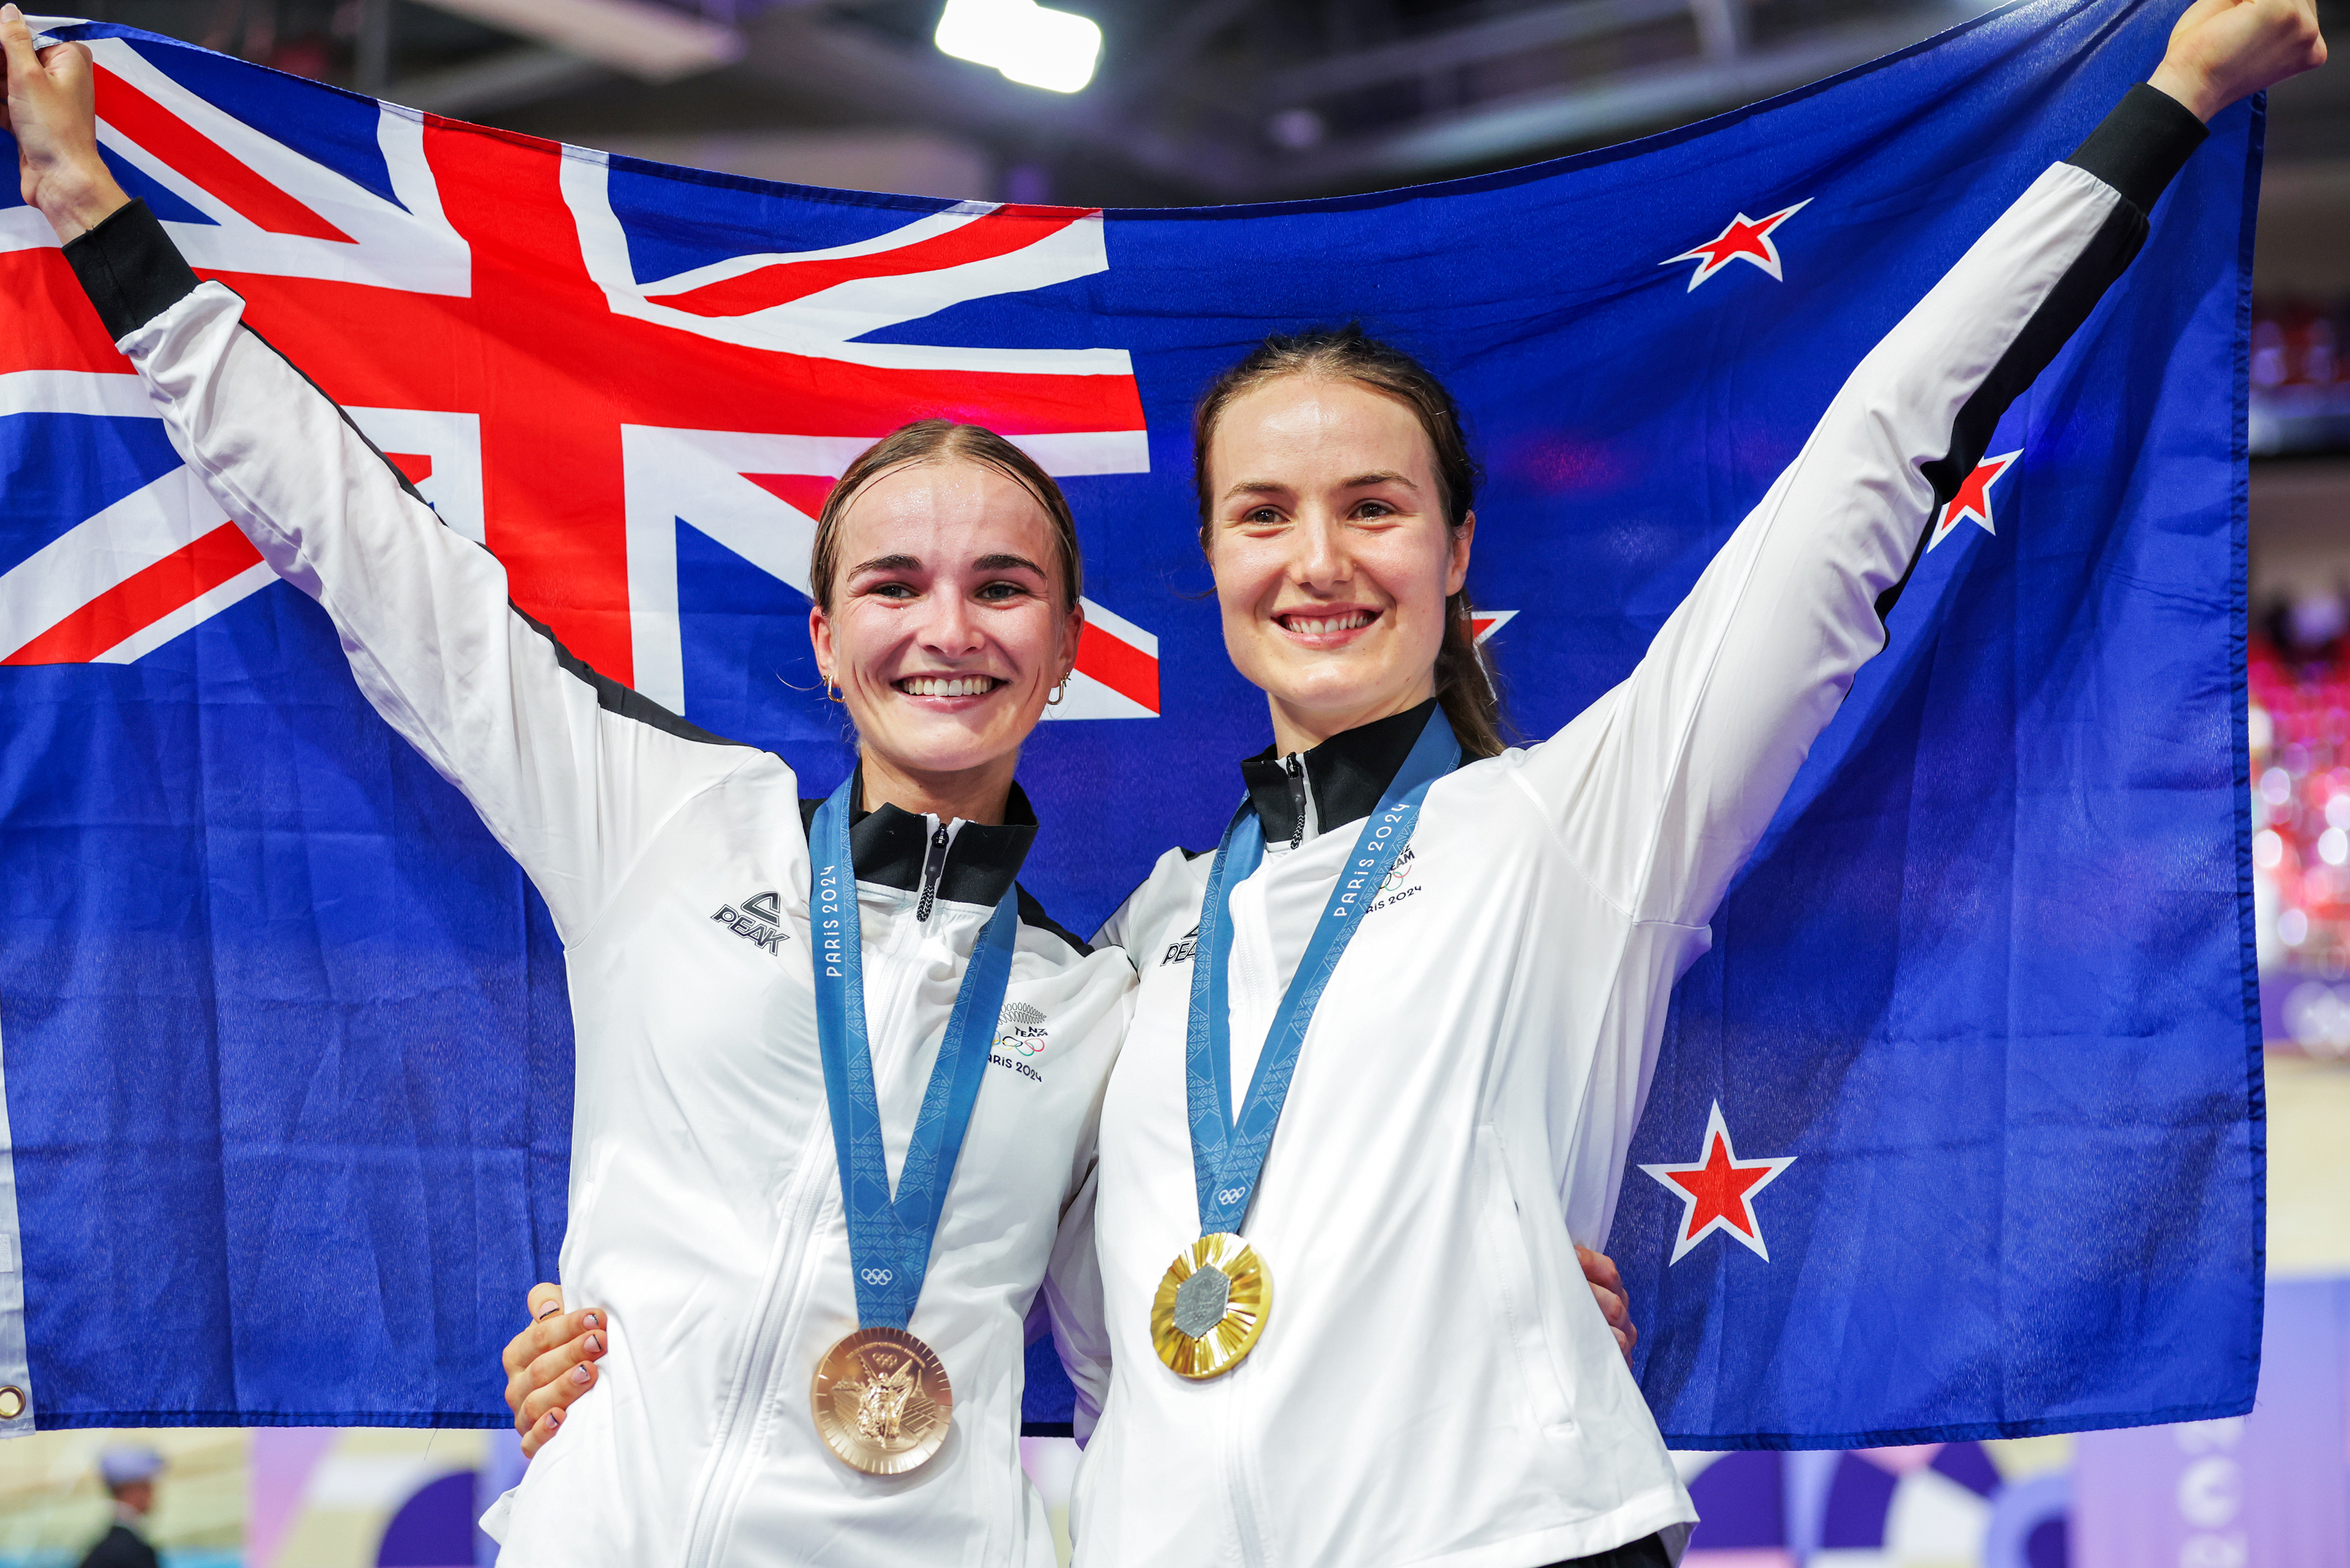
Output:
(809, 776), (1020, 1330)
(1184, 709), (1461, 1234)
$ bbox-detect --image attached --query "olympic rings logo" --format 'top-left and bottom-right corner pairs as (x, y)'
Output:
(860, 1268), (895, 1285)
(1214, 1187), (1249, 1206)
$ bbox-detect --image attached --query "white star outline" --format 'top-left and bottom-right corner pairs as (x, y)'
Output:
(1660, 200), (1813, 292)
(1638, 1100), (1796, 1264)
(1926, 449), (2024, 552)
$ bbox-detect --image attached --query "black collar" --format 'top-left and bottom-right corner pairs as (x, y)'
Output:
(1239, 697), (1447, 846)
(797, 767), (1039, 909)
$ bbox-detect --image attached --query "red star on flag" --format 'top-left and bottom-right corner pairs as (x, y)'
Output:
(1927, 450), (2023, 552)
(1661, 200), (1811, 291)
(1640, 1101), (1795, 1263)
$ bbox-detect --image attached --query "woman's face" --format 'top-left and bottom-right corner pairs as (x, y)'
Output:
(808, 459), (1080, 784)
(1204, 375), (1472, 749)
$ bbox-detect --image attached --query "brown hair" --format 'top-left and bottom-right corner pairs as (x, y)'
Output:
(1191, 324), (1507, 759)
(809, 420), (1082, 612)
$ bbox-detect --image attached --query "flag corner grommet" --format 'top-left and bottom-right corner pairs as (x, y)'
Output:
(0, 1386), (29, 1419)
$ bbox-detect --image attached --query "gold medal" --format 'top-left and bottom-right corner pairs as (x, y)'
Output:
(810, 1326), (954, 1475)
(1151, 1232), (1272, 1379)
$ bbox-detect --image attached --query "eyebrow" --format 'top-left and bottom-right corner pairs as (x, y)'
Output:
(1221, 471), (1421, 502)
(847, 554), (923, 576)
(972, 553), (1048, 575)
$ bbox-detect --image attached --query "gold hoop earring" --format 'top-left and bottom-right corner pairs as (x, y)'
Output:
(821, 672), (842, 704)
(1046, 676), (1070, 707)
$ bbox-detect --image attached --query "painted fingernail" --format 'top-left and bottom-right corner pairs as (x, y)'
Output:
(585, 1334), (603, 1355)
(581, 1312), (598, 1328)
(570, 1364), (591, 1387)
(547, 1407), (563, 1427)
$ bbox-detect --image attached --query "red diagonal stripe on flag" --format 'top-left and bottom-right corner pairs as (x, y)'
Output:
(656, 206), (1089, 319)
(1077, 617), (1157, 713)
(743, 473), (836, 518)
(4, 522), (262, 666)
(385, 452), (435, 486)
(94, 68), (354, 244)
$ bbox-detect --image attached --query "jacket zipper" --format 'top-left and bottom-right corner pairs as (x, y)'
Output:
(677, 1141), (831, 1568)
(916, 822), (949, 921)
(1285, 755), (1306, 849)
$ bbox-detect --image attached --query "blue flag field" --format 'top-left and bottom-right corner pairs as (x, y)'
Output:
(0, 0), (2261, 1445)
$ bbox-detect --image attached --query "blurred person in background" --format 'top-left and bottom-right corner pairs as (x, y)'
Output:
(79, 1447), (161, 1568)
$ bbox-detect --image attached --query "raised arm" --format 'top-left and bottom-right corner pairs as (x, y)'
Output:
(1526, 0), (2322, 931)
(3, 9), (757, 941)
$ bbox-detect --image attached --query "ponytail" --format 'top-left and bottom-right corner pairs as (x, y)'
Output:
(1434, 589), (1505, 759)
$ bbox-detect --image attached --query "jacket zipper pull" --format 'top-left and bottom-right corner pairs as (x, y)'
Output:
(916, 823), (949, 922)
(1285, 755), (1307, 849)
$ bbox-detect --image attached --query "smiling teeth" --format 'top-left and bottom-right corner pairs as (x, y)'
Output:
(901, 676), (995, 697)
(1287, 612), (1373, 635)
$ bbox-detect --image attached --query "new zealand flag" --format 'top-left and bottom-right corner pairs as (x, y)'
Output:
(0, 0), (2259, 1445)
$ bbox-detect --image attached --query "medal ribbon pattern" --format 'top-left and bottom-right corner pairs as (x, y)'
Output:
(1185, 711), (1461, 1234)
(810, 778), (1020, 1330)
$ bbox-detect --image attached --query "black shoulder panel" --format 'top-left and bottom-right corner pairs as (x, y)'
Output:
(1876, 87), (2208, 625)
(1874, 200), (2145, 623)
(1017, 885), (1092, 956)
(240, 324), (435, 509)
(506, 603), (748, 747)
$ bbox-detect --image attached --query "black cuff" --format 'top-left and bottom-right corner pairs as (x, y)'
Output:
(2065, 82), (2210, 215)
(61, 198), (202, 341)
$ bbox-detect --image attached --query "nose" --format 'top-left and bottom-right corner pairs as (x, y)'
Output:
(917, 588), (986, 660)
(1288, 512), (1351, 593)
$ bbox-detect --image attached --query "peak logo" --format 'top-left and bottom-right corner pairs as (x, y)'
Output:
(1162, 925), (1199, 967)
(711, 889), (788, 954)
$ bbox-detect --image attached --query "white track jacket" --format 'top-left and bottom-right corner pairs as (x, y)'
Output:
(66, 209), (1130, 1568)
(1075, 87), (2210, 1568)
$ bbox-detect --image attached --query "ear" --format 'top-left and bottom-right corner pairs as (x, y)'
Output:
(1445, 511), (1476, 597)
(807, 602), (835, 681)
(1060, 597), (1086, 685)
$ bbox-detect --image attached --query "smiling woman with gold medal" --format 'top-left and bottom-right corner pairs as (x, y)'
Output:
(1074, 8), (2325, 1568)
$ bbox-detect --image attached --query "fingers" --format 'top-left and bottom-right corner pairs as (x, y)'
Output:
(512, 1324), (604, 1439)
(1576, 1245), (1637, 1364)
(519, 1405), (562, 1460)
(1574, 1244), (1624, 1298)
(0, 7), (40, 87)
(501, 1285), (569, 1377)
(501, 1304), (599, 1382)
(35, 40), (94, 88)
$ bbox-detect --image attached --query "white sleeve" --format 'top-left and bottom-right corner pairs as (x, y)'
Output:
(1037, 1161), (1111, 1443)
(71, 206), (759, 944)
(1515, 89), (2207, 931)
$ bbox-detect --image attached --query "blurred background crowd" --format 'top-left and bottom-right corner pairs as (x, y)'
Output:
(9, 1), (2350, 1565)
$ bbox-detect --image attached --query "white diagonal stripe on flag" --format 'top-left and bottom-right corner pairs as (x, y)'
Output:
(0, 467), (230, 662)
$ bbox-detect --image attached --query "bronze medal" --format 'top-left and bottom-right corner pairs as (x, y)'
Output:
(811, 1326), (954, 1475)
(1151, 1232), (1272, 1379)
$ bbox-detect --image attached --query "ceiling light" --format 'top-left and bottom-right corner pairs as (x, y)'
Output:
(935, 0), (1102, 94)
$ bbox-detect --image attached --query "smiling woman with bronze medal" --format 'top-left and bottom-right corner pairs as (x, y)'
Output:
(450, 422), (1144, 1556)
